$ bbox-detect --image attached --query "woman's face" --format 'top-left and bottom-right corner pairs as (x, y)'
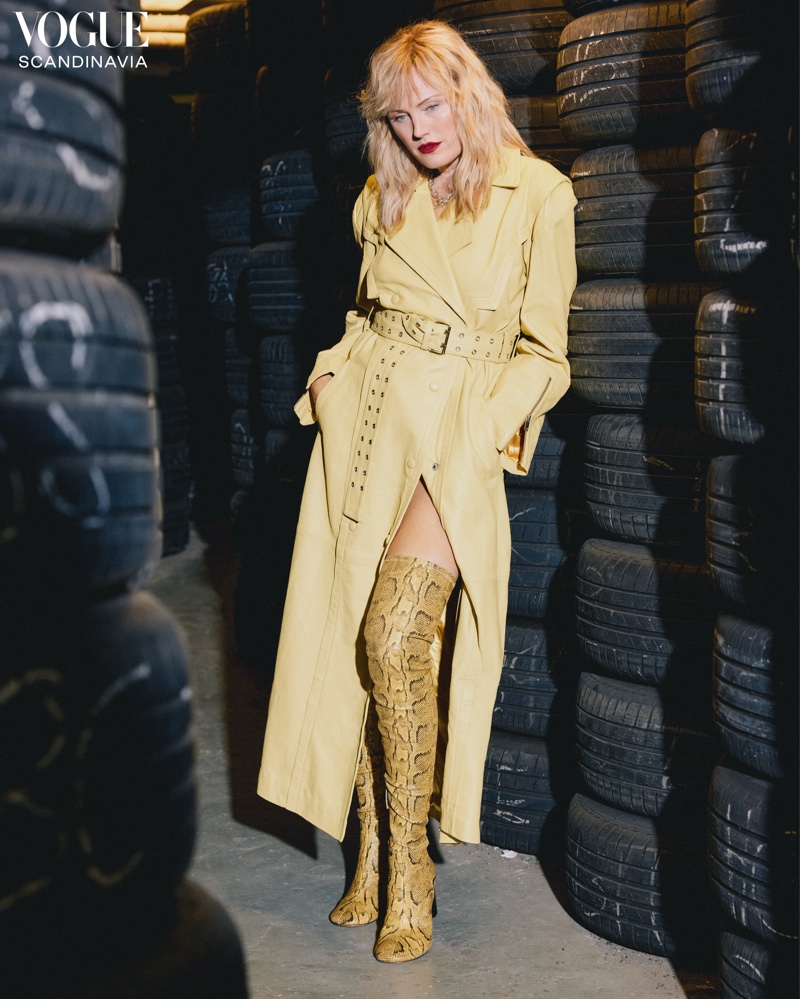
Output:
(387, 72), (462, 176)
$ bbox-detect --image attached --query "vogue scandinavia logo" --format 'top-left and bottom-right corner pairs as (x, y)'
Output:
(14, 9), (149, 70)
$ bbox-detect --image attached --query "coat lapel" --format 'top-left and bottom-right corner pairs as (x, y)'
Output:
(383, 179), (467, 323)
(381, 150), (523, 325)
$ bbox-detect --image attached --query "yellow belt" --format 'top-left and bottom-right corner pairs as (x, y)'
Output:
(370, 309), (519, 363)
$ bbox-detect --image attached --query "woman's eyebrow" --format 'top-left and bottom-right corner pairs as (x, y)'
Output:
(388, 94), (442, 112)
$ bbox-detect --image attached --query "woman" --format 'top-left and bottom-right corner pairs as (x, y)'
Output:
(257, 20), (577, 963)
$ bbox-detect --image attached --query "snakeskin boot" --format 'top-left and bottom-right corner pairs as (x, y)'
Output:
(329, 701), (386, 926)
(363, 555), (456, 963)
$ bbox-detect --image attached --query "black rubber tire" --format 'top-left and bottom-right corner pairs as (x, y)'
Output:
(184, 1), (250, 93)
(224, 327), (255, 409)
(713, 615), (781, 780)
(694, 126), (797, 278)
(157, 385), (189, 447)
(153, 327), (183, 389)
(576, 670), (716, 818)
(570, 144), (698, 277)
(504, 390), (590, 490)
(160, 440), (191, 500)
(505, 491), (572, 618)
(0, 252), (160, 590)
(207, 246), (250, 324)
(694, 290), (790, 445)
(0, 591), (195, 925)
(128, 275), (179, 327)
(584, 412), (719, 549)
(505, 395), (589, 491)
(324, 169), (371, 278)
(230, 409), (256, 490)
(247, 242), (305, 331)
(202, 183), (254, 247)
(568, 279), (712, 412)
(0, 451), (160, 592)
(566, 792), (714, 959)
(0, 67), (123, 251)
(709, 764), (799, 946)
(480, 730), (564, 857)
(434, 0), (572, 95)
(493, 617), (571, 736)
(685, 0), (792, 124)
(575, 538), (717, 686)
(259, 149), (320, 241)
(557, 2), (695, 143)
(718, 928), (794, 999)
(564, 0), (643, 13)
(161, 495), (191, 558)
(0, 390), (157, 454)
(705, 454), (764, 607)
(323, 69), (368, 163)
(507, 96), (583, 173)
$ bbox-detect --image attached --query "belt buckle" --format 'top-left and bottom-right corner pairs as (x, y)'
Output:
(433, 324), (451, 355)
(413, 319), (450, 355)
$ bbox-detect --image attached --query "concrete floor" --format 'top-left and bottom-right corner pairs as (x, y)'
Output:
(148, 526), (720, 999)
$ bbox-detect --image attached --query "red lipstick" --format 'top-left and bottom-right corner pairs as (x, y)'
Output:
(418, 142), (440, 154)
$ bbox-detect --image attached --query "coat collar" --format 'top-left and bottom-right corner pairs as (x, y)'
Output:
(382, 149), (522, 324)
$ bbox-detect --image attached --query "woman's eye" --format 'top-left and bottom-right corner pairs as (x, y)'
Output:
(391, 114), (407, 123)
(426, 104), (439, 112)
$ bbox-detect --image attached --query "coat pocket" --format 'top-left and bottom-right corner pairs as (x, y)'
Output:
(471, 392), (503, 477)
(313, 357), (352, 422)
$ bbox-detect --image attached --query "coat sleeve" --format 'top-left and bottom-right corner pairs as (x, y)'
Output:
(485, 177), (577, 475)
(294, 183), (377, 425)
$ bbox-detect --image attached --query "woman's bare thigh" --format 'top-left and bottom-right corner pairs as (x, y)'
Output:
(386, 479), (459, 579)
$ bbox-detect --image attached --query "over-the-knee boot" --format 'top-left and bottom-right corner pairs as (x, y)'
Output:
(329, 701), (386, 926)
(363, 554), (456, 963)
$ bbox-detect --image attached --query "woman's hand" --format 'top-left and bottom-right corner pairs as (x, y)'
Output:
(309, 373), (334, 415)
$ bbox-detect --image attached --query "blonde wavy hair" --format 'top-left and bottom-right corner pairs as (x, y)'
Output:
(359, 20), (534, 234)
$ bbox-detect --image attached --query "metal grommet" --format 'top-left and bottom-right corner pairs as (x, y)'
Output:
(471, 349), (476, 355)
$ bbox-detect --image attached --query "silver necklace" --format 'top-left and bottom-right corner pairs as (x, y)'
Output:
(428, 173), (453, 207)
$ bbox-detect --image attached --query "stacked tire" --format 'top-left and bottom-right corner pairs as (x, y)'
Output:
(231, 150), (319, 661)
(480, 392), (591, 857)
(187, 1), (260, 521)
(130, 276), (192, 555)
(434, 0), (581, 174)
(556, 2), (723, 965)
(685, 1), (799, 992)
(120, 64), (212, 537)
(0, 11), (247, 995)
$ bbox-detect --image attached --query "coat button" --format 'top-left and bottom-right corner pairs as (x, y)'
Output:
(429, 382), (439, 392)
(406, 458), (414, 469)
(390, 293), (399, 305)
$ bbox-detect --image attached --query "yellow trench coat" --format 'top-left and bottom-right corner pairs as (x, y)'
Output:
(257, 149), (577, 844)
